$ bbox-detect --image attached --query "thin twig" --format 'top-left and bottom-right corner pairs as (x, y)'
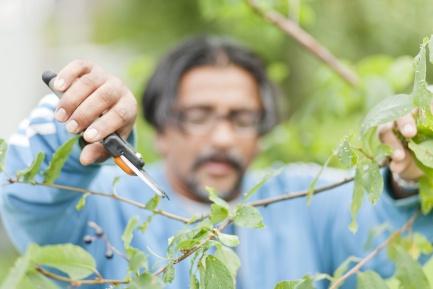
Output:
(36, 267), (129, 286)
(7, 178), (191, 224)
(245, 0), (359, 87)
(153, 219), (232, 276)
(329, 211), (419, 289)
(249, 175), (354, 207)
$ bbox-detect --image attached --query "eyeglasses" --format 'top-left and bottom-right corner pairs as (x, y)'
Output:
(172, 106), (263, 136)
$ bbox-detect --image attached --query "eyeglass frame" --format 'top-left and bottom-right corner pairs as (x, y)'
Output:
(168, 105), (265, 137)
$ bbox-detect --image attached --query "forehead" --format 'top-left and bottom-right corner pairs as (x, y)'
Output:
(177, 65), (262, 110)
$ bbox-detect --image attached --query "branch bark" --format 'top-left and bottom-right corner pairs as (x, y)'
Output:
(36, 267), (128, 286)
(329, 211), (418, 289)
(245, 0), (359, 87)
(7, 178), (191, 224)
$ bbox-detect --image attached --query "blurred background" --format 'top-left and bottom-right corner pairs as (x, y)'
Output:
(1, 0), (433, 281)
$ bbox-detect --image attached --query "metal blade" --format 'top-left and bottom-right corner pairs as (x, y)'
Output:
(120, 154), (169, 199)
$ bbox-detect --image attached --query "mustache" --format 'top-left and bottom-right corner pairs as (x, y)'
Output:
(192, 150), (244, 173)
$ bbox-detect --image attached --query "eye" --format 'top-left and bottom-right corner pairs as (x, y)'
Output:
(181, 107), (213, 125)
(232, 110), (261, 128)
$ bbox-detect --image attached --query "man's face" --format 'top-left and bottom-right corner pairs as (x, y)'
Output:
(156, 65), (262, 202)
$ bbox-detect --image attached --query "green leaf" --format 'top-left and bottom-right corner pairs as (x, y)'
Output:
(43, 135), (79, 184)
(127, 247), (148, 273)
(409, 140), (433, 168)
(214, 246), (240, 280)
(358, 160), (383, 204)
(75, 193), (89, 211)
(243, 168), (282, 202)
(145, 195), (161, 211)
(33, 244), (96, 280)
(206, 187), (230, 210)
(0, 138), (7, 172)
(357, 271), (389, 289)
(389, 245), (430, 289)
(297, 276), (315, 289)
(429, 35), (433, 64)
(337, 138), (357, 168)
(16, 152), (45, 183)
(163, 263), (175, 284)
(127, 273), (163, 289)
(218, 233), (240, 247)
(413, 39), (432, 110)
(233, 205), (264, 229)
(122, 216), (139, 249)
(190, 274), (200, 289)
(18, 271), (59, 289)
(422, 254), (433, 287)
(0, 249), (33, 289)
(307, 154), (333, 204)
(139, 215), (152, 233)
(210, 204), (229, 224)
(203, 255), (234, 289)
(274, 280), (299, 289)
(349, 166), (365, 233)
(419, 176), (433, 214)
(331, 256), (359, 287)
(361, 94), (414, 133)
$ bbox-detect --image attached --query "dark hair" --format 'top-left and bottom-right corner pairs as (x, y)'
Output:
(142, 35), (279, 134)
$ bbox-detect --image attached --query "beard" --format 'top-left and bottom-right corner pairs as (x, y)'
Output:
(183, 149), (246, 202)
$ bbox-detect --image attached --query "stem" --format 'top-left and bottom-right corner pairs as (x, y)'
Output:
(7, 178), (191, 224)
(36, 267), (128, 286)
(329, 211), (418, 289)
(248, 175), (354, 207)
(153, 219), (232, 276)
(244, 0), (359, 87)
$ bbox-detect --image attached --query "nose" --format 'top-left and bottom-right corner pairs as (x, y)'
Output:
(209, 119), (236, 149)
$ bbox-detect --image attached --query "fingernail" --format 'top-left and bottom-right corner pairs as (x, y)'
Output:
(84, 128), (99, 141)
(54, 107), (67, 122)
(66, 120), (78, 133)
(393, 149), (405, 160)
(402, 124), (415, 136)
(54, 77), (65, 90)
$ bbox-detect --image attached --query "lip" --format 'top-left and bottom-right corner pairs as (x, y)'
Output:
(201, 161), (235, 177)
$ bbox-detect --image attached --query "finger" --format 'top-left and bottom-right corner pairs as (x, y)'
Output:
(54, 59), (94, 92)
(389, 151), (412, 174)
(396, 114), (417, 138)
(378, 127), (406, 161)
(65, 81), (122, 133)
(80, 143), (110, 165)
(55, 70), (107, 122)
(82, 95), (137, 142)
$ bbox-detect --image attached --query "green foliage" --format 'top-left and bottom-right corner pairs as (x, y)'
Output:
(43, 135), (80, 184)
(203, 255), (234, 289)
(0, 244), (96, 289)
(388, 245), (430, 289)
(75, 193), (89, 211)
(32, 244), (96, 280)
(16, 152), (45, 183)
(233, 205), (264, 229)
(356, 271), (389, 289)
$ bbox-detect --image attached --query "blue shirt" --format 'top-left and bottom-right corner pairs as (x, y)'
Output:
(1, 94), (432, 289)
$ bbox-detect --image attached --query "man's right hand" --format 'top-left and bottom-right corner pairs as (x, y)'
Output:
(53, 60), (137, 166)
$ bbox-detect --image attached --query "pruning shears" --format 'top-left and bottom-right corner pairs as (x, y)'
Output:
(42, 71), (169, 199)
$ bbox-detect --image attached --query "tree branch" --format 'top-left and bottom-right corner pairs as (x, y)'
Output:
(7, 178), (191, 224)
(244, 0), (359, 87)
(329, 211), (418, 289)
(36, 267), (128, 286)
(249, 175), (354, 208)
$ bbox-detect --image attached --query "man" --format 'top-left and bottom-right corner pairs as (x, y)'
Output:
(0, 36), (429, 289)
